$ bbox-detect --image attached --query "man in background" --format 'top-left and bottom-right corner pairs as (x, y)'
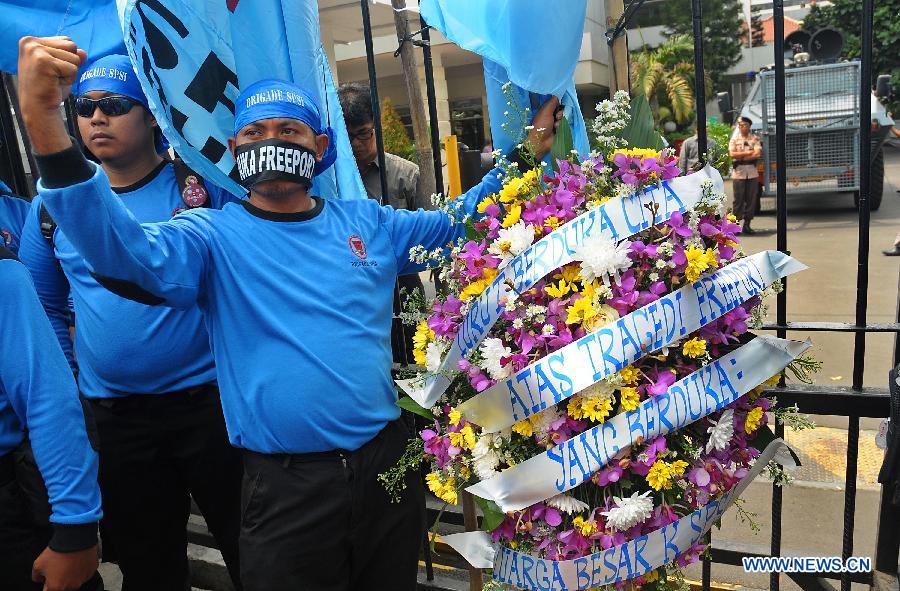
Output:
(338, 82), (425, 366)
(678, 123), (717, 174)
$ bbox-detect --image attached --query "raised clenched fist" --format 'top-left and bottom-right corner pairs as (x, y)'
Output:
(17, 36), (87, 122)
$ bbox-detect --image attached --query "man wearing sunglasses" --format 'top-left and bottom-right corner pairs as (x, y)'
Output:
(338, 82), (426, 367)
(17, 51), (242, 591)
(17, 35), (560, 591)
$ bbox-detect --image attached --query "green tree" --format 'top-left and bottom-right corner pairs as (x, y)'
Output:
(380, 97), (416, 162)
(803, 0), (900, 113)
(662, 0), (744, 91)
(630, 35), (713, 125)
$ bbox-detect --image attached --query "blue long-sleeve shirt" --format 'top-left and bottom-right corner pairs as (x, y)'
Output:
(37, 146), (500, 453)
(0, 247), (101, 551)
(19, 161), (240, 398)
(0, 193), (31, 254)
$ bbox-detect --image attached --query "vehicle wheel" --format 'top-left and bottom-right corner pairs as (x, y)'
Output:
(854, 149), (884, 211)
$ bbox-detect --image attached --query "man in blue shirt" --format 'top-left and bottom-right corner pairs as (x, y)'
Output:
(0, 245), (102, 591)
(17, 36), (559, 590)
(17, 52), (242, 591)
(0, 179), (31, 254)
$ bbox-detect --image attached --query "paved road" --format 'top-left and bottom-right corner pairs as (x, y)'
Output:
(735, 145), (900, 416)
(681, 146), (900, 590)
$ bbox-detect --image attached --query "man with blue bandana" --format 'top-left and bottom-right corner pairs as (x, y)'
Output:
(0, 244), (102, 591)
(0, 179), (30, 254)
(17, 36), (559, 590)
(17, 49), (243, 591)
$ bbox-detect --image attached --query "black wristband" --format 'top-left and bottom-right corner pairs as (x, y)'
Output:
(35, 142), (95, 189)
(48, 522), (98, 553)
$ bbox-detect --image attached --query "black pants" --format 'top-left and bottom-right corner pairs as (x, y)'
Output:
(89, 385), (243, 591)
(239, 419), (425, 591)
(0, 454), (103, 591)
(392, 274), (425, 365)
(732, 177), (759, 222)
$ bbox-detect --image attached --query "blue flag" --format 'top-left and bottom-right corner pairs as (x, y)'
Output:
(420, 0), (590, 158)
(121, 0), (364, 199)
(0, 0), (126, 73)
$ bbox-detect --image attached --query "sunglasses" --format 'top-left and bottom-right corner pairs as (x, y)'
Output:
(74, 95), (141, 118)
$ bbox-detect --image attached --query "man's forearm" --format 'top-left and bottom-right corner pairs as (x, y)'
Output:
(23, 109), (72, 156)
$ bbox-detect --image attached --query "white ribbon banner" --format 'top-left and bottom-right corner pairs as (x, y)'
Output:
(398, 166), (724, 409)
(444, 439), (797, 590)
(466, 335), (810, 512)
(458, 251), (806, 433)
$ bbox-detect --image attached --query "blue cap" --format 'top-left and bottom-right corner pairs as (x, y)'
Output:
(75, 55), (169, 153)
(234, 79), (336, 176)
(76, 55), (148, 108)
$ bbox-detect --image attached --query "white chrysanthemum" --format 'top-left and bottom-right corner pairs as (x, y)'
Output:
(573, 235), (632, 286)
(601, 491), (654, 532)
(545, 494), (590, 515)
(706, 409), (735, 453)
(425, 340), (447, 372)
(530, 407), (561, 442)
(472, 433), (502, 479)
(479, 337), (512, 380)
(473, 451), (501, 480)
(580, 379), (616, 399)
(512, 318), (525, 329)
(488, 222), (536, 268)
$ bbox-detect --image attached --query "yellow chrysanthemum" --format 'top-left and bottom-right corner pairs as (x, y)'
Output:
(522, 168), (540, 186)
(459, 268), (499, 301)
(412, 320), (434, 366)
(669, 460), (689, 477)
(544, 279), (573, 299)
(727, 213), (739, 224)
(682, 337), (708, 358)
(745, 406), (764, 434)
(573, 516), (598, 537)
(613, 147), (662, 161)
(764, 374), (782, 388)
(567, 397), (584, 420)
(619, 366), (640, 385)
(581, 396), (614, 423)
(684, 247), (719, 282)
(643, 570), (661, 583)
(449, 423), (477, 450)
(646, 460), (673, 491)
(448, 408), (462, 427)
(544, 216), (561, 230)
(425, 473), (458, 505)
(619, 387), (640, 412)
(501, 203), (522, 228)
(477, 196), (497, 214)
(554, 264), (582, 284)
(566, 296), (595, 325)
(512, 419), (534, 437)
(498, 177), (528, 204)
